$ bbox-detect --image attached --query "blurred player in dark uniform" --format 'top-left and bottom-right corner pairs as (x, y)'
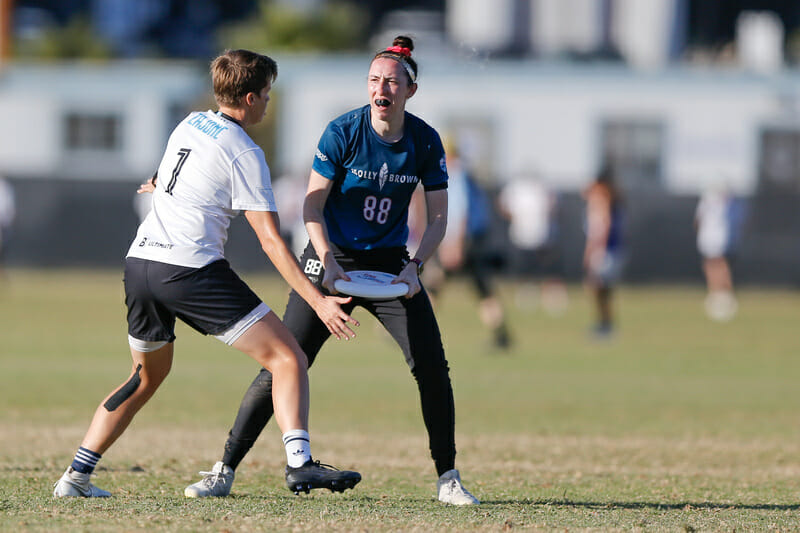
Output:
(424, 147), (511, 349)
(583, 165), (625, 337)
(187, 36), (479, 505)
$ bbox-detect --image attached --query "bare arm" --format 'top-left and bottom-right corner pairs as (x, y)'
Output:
(583, 187), (611, 271)
(396, 188), (447, 297)
(303, 170), (352, 293)
(245, 209), (358, 339)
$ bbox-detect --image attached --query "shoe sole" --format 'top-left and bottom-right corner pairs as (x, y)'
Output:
(286, 475), (361, 495)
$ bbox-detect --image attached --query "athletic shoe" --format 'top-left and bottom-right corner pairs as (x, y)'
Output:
(285, 459), (361, 495)
(53, 467), (111, 498)
(437, 469), (479, 505)
(184, 461), (234, 498)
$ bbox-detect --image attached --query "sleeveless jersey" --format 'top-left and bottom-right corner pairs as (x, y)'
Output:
(311, 105), (448, 250)
(127, 111), (277, 268)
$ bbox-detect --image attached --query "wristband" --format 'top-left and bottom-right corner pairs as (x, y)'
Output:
(409, 257), (423, 274)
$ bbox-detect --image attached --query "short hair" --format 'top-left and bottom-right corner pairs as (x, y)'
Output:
(210, 49), (278, 107)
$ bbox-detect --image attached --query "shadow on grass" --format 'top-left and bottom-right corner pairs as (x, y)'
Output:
(481, 498), (800, 511)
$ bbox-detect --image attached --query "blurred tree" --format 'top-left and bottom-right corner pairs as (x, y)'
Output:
(14, 15), (112, 60)
(216, 0), (368, 52)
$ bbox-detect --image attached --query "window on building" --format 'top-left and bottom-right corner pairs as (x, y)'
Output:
(758, 128), (800, 193)
(600, 118), (664, 189)
(64, 112), (122, 151)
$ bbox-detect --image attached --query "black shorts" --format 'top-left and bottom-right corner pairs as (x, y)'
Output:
(511, 246), (563, 278)
(124, 257), (263, 342)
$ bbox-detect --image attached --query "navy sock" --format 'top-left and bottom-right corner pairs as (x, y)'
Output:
(71, 446), (101, 474)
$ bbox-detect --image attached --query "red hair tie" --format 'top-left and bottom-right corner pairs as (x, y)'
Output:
(385, 45), (411, 57)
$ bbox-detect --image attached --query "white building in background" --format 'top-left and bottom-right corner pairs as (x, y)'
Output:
(446, 0), (687, 68)
(276, 56), (800, 196)
(531, 0), (608, 57)
(0, 61), (207, 181)
(1, 56), (799, 197)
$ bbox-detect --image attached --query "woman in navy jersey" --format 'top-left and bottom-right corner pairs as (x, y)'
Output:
(186, 36), (479, 505)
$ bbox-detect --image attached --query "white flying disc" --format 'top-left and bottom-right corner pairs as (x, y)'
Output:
(333, 270), (409, 299)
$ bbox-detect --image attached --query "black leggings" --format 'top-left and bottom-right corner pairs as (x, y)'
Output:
(222, 244), (457, 476)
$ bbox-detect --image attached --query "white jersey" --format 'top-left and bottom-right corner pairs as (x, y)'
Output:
(499, 178), (552, 250)
(695, 190), (730, 259)
(127, 111), (277, 268)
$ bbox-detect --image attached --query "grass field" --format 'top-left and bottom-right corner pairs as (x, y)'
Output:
(2, 269), (800, 531)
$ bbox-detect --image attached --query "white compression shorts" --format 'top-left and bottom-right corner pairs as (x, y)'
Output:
(128, 302), (270, 351)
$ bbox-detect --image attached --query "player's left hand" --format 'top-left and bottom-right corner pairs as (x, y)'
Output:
(395, 262), (421, 298)
(137, 175), (156, 194)
(321, 259), (350, 295)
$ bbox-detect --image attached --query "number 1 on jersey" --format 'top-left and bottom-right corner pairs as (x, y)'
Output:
(166, 148), (191, 195)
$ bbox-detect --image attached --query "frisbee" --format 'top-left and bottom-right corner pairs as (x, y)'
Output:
(333, 270), (409, 299)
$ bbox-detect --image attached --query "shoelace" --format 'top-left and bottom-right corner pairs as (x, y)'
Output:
(308, 460), (340, 471)
(447, 479), (476, 498)
(198, 470), (227, 488)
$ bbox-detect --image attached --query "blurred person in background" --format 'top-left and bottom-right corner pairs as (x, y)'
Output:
(0, 177), (15, 280)
(273, 173), (308, 258)
(694, 185), (745, 322)
(422, 145), (511, 350)
(583, 164), (625, 338)
(54, 49), (361, 499)
(187, 36), (480, 505)
(498, 173), (568, 316)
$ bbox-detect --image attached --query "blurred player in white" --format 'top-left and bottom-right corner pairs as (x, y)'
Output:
(695, 186), (742, 321)
(499, 173), (568, 316)
(53, 49), (361, 498)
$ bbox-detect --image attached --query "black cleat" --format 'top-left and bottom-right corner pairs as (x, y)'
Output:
(285, 459), (361, 495)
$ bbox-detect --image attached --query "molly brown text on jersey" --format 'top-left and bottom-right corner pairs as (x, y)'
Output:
(349, 167), (418, 185)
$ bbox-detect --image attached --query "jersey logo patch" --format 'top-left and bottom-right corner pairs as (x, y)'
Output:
(379, 162), (389, 190)
(315, 149), (328, 162)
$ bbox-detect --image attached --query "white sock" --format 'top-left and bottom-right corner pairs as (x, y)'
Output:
(282, 429), (312, 468)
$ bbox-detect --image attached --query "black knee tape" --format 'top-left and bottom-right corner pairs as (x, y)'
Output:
(104, 363), (143, 412)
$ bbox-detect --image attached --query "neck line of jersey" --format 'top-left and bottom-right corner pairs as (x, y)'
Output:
(366, 106), (406, 146)
(216, 111), (244, 128)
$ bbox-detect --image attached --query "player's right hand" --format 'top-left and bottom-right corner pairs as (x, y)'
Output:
(314, 295), (359, 340)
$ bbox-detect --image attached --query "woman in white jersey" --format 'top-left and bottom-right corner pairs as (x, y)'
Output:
(53, 49), (361, 498)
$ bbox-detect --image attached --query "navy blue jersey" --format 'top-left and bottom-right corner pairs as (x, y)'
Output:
(312, 105), (448, 250)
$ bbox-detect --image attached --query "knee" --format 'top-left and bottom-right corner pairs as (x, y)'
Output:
(411, 355), (451, 383)
(260, 345), (307, 375)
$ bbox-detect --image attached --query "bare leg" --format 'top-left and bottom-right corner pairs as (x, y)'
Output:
(81, 343), (174, 454)
(231, 310), (309, 432)
(703, 257), (733, 293)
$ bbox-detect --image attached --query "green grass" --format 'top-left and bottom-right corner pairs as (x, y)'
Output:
(1, 270), (800, 531)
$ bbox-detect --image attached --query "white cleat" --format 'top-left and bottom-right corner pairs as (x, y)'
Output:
(437, 469), (480, 505)
(53, 467), (111, 498)
(184, 461), (234, 498)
